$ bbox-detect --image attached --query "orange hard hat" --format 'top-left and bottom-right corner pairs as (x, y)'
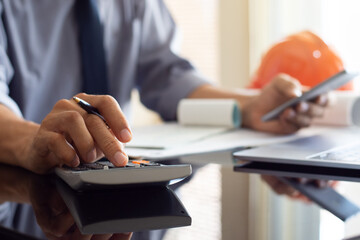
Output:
(249, 31), (353, 90)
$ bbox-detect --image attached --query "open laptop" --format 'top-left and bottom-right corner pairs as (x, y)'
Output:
(233, 126), (360, 169)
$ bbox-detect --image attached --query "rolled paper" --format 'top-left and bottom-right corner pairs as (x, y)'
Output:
(313, 91), (360, 126)
(177, 99), (241, 128)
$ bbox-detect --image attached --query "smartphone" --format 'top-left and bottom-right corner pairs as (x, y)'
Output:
(262, 70), (358, 122)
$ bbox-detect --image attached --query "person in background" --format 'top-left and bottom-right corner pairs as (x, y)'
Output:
(250, 31), (346, 198)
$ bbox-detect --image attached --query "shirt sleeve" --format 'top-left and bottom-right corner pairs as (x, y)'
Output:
(0, 2), (22, 117)
(136, 0), (210, 121)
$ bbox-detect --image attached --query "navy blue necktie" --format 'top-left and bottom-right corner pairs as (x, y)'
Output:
(75, 0), (108, 95)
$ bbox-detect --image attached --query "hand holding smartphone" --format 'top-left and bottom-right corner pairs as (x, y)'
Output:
(262, 70), (358, 122)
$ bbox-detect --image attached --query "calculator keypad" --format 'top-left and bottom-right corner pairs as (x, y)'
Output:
(62, 160), (161, 171)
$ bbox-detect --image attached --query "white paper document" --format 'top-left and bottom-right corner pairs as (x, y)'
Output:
(126, 99), (242, 149)
(125, 125), (332, 160)
(126, 123), (229, 149)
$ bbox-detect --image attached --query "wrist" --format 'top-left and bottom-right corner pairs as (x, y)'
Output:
(241, 102), (254, 129)
(15, 121), (40, 170)
(235, 94), (257, 129)
(2, 118), (40, 170)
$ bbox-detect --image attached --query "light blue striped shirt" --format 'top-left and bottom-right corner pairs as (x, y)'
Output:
(0, 0), (208, 123)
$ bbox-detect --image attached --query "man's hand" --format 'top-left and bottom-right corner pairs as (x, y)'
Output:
(242, 74), (328, 134)
(22, 93), (132, 174)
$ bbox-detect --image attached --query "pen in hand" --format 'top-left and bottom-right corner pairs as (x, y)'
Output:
(72, 96), (131, 166)
(73, 96), (108, 125)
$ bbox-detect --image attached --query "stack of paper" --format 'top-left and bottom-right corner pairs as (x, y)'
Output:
(125, 124), (333, 160)
(126, 123), (229, 149)
(126, 99), (241, 149)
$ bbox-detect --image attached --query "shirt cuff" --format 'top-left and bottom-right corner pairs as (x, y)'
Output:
(0, 202), (11, 224)
(0, 83), (22, 117)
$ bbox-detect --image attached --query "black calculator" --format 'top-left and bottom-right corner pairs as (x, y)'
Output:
(55, 159), (192, 191)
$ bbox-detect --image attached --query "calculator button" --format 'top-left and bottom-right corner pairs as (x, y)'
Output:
(132, 160), (150, 164)
(97, 161), (116, 168)
(125, 162), (138, 168)
(82, 163), (104, 169)
(141, 162), (161, 167)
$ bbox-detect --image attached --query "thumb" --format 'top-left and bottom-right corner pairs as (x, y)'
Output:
(272, 74), (302, 99)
